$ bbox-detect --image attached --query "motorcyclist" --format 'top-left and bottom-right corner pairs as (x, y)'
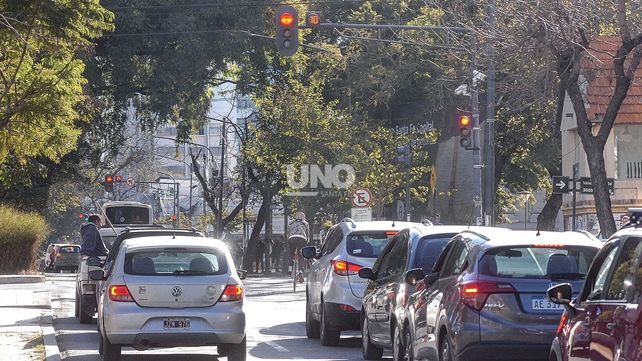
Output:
(80, 214), (108, 257)
(288, 212), (310, 283)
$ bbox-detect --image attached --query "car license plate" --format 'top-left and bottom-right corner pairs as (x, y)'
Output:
(163, 318), (190, 329)
(531, 297), (563, 310)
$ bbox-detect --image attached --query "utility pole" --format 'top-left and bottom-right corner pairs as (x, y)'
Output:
(470, 34), (484, 226)
(572, 163), (579, 231)
(405, 142), (412, 222)
(218, 122), (226, 238)
(485, 0), (497, 226)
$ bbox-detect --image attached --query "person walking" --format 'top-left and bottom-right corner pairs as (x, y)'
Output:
(271, 237), (284, 273)
(263, 237), (273, 274)
(254, 239), (265, 274)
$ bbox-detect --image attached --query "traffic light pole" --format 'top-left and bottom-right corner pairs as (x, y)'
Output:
(470, 34), (484, 226)
(405, 142), (412, 222)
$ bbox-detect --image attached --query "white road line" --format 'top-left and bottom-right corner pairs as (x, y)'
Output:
(265, 340), (289, 352)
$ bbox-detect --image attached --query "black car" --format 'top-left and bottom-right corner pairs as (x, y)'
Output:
(358, 225), (472, 360)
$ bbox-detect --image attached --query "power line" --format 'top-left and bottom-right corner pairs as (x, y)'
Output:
(107, 0), (370, 11)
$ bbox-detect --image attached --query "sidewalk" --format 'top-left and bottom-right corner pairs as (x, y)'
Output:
(0, 280), (61, 361)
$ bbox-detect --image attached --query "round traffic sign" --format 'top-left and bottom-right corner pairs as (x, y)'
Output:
(126, 177), (136, 187)
(352, 188), (372, 208)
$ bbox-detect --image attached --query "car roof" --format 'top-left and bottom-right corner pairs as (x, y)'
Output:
(466, 230), (602, 249)
(611, 225), (642, 238)
(338, 219), (426, 233)
(123, 236), (228, 252)
(409, 225), (498, 237)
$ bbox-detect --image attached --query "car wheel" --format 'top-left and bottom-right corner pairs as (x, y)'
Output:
(306, 293), (320, 339)
(74, 292), (80, 318)
(225, 337), (247, 361)
(101, 331), (121, 361)
(361, 315), (383, 360)
(320, 302), (340, 346)
(439, 334), (454, 361)
(79, 296), (92, 324)
(98, 326), (104, 355)
(403, 326), (414, 361)
(393, 324), (405, 361)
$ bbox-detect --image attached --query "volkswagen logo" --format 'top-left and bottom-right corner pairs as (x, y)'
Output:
(171, 286), (182, 297)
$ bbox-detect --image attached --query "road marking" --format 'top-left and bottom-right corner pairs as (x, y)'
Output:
(265, 340), (289, 352)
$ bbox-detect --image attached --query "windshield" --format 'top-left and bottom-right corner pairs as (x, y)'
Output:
(58, 246), (80, 253)
(410, 234), (454, 273)
(124, 249), (227, 276)
(105, 206), (151, 225)
(346, 232), (395, 258)
(480, 246), (598, 279)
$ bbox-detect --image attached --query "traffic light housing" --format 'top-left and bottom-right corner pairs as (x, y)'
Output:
(458, 114), (472, 149)
(104, 174), (114, 192)
(397, 145), (411, 166)
(275, 6), (299, 56)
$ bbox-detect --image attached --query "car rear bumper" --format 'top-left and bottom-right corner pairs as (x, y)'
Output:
(458, 342), (550, 361)
(103, 301), (245, 346)
(324, 302), (360, 331)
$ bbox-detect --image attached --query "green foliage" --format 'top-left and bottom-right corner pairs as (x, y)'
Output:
(0, 0), (113, 182)
(0, 204), (48, 273)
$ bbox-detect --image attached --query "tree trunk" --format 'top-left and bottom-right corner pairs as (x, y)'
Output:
(242, 193), (270, 270)
(537, 194), (562, 230)
(586, 149), (616, 237)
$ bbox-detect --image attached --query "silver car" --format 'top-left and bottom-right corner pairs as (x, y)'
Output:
(90, 236), (246, 361)
(302, 218), (425, 346)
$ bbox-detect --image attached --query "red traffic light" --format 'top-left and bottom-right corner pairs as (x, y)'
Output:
(279, 12), (294, 27)
(459, 115), (471, 127)
(105, 175), (113, 183)
(114, 175), (122, 182)
(79, 213), (84, 219)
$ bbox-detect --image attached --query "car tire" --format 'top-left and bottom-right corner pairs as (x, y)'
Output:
(362, 314), (383, 360)
(98, 326), (104, 355)
(439, 334), (454, 361)
(549, 352), (558, 361)
(403, 326), (414, 361)
(225, 337), (247, 361)
(79, 296), (92, 324)
(306, 293), (320, 339)
(101, 331), (121, 361)
(393, 324), (405, 361)
(74, 292), (80, 318)
(320, 302), (340, 346)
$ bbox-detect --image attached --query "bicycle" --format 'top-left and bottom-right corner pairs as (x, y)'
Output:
(292, 248), (304, 292)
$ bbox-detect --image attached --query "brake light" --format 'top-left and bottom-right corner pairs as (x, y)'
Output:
(459, 281), (515, 310)
(109, 285), (134, 302)
(556, 312), (568, 335)
(338, 304), (356, 312)
(331, 260), (363, 276)
(219, 284), (244, 302)
(533, 244), (565, 248)
(385, 230), (398, 236)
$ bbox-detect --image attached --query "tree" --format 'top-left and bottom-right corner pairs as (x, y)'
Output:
(0, 0), (113, 180)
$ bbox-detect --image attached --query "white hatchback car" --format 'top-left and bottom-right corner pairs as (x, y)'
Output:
(301, 218), (425, 346)
(90, 235), (246, 361)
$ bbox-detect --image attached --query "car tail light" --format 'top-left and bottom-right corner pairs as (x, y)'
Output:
(109, 285), (134, 302)
(459, 281), (515, 311)
(338, 304), (356, 312)
(331, 260), (363, 276)
(385, 230), (398, 236)
(556, 312), (568, 335)
(219, 284), (244, 302)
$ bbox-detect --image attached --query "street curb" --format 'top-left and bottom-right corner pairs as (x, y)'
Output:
(0, 275), (45, 284)
(40, 291), (61, 361)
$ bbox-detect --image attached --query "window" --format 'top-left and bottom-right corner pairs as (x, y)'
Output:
(124, 249), (227, 276)
(58, 246), (80, 253)
(410, 234), (454, 274)
(604, 237), (642, 301)
(105, 206), (151, 225)
(376, 232), (407, 278)
(320, 228), (342, 256)
(198, 127), (205, 135)
(346, 232), (394, 258)
(615, 125), (642, 179)
(442, 241), (468, 277)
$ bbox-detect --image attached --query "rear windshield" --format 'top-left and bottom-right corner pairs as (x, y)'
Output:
(58, 246), (80, 253)
(480, 246), (598, 280)
(124, 249), (227, 276)
(346, 232), (394, 258)
(106, 206), (151, 225)
(410, 234), (454, 273)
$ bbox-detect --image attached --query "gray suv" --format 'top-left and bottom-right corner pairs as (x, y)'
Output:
(301, 218), (423, 346)
(403, 229), (601, 361)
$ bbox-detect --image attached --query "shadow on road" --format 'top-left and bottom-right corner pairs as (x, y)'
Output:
(63, 353), (220, 361)
(250, 336), (362, 360)
(259, 322), (304, 337)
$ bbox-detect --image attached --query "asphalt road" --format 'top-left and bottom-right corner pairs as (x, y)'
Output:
(47, 273), (390, 361)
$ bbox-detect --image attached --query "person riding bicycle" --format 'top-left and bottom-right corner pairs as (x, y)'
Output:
(288, 212), (310, 283)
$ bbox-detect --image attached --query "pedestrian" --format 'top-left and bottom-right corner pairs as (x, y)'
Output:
(264, 237), (273, 274)
(271, 237), (284, 273)
(254, 239), (265, 273)
(288, 212), (310, 283)
(80, 214), (108, 257)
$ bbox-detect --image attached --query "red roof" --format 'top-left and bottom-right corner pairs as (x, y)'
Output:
(583, 36), (642, 124)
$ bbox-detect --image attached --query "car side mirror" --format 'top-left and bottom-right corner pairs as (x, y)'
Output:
(358, 267), (376, 280)
(237, 269), (248, 280)
(405, 268), (425, 286)
(301, 246), (319, 260)
(86, 256), (103, 267)
(423, 272), (439, 286)
(548, 283), (573, 305)
(89, 269), (106, 281)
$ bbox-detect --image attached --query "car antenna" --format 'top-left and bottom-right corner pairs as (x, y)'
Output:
(392, 220), (396, 227)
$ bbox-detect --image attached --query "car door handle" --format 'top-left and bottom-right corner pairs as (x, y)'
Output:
(606, 322), (617, 330)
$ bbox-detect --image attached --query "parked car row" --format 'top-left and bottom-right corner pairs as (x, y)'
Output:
(301, 218), (632, 361)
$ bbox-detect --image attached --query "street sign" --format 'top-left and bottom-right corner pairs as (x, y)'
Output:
(552, 176), (570, 194)
(351, 207), (372, 222)
(126, 177), (136, 187)
(352, 188), (372, 208)
(397, 200), (405, 220)
(579, 177), (615, 195)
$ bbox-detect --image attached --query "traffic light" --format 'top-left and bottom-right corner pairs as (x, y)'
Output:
(458, 114), (472, 149)
(104, 174), (114, 192)
(397, 145), (411, 166)
(79, 213), (89, 222)
(275, 6), (299, 56)
(114, 175), (122, 182)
